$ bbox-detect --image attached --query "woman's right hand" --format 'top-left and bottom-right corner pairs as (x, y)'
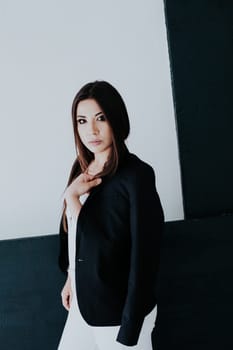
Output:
(64, 173), (102, 199)
(61, 275), (73, 311)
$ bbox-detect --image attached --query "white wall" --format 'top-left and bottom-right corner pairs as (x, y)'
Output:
(0, 0), (183, 240)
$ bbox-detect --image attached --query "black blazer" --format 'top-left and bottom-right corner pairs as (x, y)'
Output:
(58, 150), (164, 346)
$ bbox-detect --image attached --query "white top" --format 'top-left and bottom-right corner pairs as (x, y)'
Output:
(66, 193), (89, 274)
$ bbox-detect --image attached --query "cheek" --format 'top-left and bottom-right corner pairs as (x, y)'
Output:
(77, 127), (85, 142)
(103, 125), (113, 140)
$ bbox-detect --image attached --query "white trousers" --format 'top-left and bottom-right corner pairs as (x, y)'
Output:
(58, 270), (156, 350)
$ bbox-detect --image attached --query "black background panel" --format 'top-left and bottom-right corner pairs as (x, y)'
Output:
(164, 0), (233, 219)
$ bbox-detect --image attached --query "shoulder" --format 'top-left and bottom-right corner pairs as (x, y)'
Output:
(120, 152), (155, 179)
(100, 152), (158, 201)
(112, 151), (157, 195)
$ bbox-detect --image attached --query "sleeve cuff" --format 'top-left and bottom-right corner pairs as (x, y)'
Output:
(116, 316), (144, 346)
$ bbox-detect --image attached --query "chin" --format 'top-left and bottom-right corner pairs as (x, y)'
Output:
(85, 142), (112, 154)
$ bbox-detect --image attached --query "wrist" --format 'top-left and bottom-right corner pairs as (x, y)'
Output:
(65, 190), (80, 201)
(64, 193), (81, 210)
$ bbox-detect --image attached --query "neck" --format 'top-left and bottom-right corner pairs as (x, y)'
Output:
(93, 148), (111, 167)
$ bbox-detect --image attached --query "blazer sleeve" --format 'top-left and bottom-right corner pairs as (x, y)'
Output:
(58, 215), (69, 276)
(116, 164), (164, 346)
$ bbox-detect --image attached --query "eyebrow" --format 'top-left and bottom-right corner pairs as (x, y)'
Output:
(76, 112), (103, 119)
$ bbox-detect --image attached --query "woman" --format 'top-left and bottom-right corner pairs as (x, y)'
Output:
(57, 80), (164, 349)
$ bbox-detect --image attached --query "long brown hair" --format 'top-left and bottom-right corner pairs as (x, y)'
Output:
(60, 80), (130, 232)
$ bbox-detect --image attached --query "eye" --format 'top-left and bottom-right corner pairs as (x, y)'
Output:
(77, 118), (86, 124)
(97, 115), (106, 121)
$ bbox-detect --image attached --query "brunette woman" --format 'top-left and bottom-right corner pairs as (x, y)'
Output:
(57, 80), (164, 349)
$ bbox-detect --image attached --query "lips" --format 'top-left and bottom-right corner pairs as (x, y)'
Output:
(89, 140), (102, 145)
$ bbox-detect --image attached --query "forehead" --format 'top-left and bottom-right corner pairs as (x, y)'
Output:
(76, 98), (103, 117)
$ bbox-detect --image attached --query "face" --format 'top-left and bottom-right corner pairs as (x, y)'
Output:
(76, 98), (113, 155)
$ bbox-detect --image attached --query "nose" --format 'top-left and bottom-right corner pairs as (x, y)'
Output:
(88, 120), (99, 135)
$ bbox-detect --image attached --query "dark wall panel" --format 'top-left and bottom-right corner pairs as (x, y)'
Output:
(164, 0), (233, 219)
(153, 215), (233, 349)
(0, 235), (67, 350)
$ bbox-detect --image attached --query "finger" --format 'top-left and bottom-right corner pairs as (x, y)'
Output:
(89, 178), (102, 187)
(84, 173), (95, 181)
(62, 299), (69, 311)
(61, 294), (69, 311)
(65, 297), (70, 311)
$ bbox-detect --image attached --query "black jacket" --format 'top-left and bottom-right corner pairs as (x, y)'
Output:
(58, 150), (164, 346)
